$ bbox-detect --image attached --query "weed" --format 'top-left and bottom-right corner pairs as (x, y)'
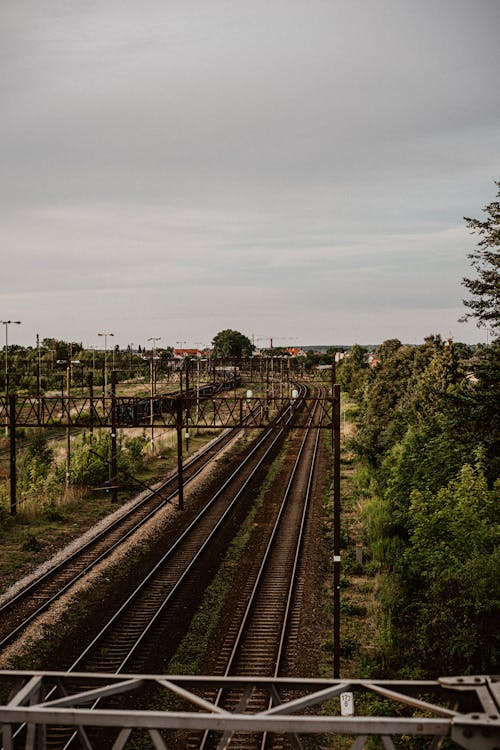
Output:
(22, 534), (42, 552)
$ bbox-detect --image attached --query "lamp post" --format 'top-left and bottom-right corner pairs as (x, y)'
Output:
(2, 320), (21, 397)
(147, 337), (161, 396)
(98, 332), (114, 395)
(2, 320), (21, 437)
(176, 341), (187, 393)
(147, 337), (161, 451)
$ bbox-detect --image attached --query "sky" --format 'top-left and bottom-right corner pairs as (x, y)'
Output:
(1, 0), (499, 350)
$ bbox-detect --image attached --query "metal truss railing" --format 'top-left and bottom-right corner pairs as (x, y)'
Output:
(0, 395), (334, 429)
(1, 671), (498, 749)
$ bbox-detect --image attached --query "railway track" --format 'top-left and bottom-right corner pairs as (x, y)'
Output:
(66, 388), (308, 675)
(0, 422), (246, 651)
(193, 388), (326, 750)
(6, 386), (309, 749)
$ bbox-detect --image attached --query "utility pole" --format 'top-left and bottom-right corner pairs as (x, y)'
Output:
(66, 361), (71, 491)
(9, 394), (16, 515)
(36, 333), (41, 424)
(98, 332), (114, 395)
(185, 359), (190, 453)
(88, 371), (94, 440)
(147, 337), (161, 452)
(111, 370), (118, 502)
(147, 337), (161, 396)
(176, 395), (184, 511)
(333, 382), (341, 679)
(2, 320), (21, 435)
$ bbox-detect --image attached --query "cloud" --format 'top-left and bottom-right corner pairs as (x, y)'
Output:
(1, 0), (499, 346)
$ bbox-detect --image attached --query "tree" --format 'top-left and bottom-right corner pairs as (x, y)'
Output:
(337, 344), (369, 398)
(374, 338), (402, 362)
(211, 329), (253, 358)
(404, 457), (499, 674)
(461, 181), (500, 332)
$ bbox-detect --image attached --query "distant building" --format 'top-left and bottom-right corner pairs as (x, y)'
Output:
(286, 347), (307, 357)
(174, 348), (203, 358)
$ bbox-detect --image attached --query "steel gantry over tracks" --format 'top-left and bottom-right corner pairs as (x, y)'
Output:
(0, 671), (498, 749)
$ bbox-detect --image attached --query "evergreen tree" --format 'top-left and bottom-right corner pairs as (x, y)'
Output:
(461, 181), (500, 332)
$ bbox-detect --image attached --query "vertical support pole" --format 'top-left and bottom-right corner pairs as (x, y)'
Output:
(176, 396), (184, 511)
(333, 382), (341, 678)
(265, 358), (269, 420)
(111, 370), (118, 503)
(185, 361), (190, 453)
(65, 365), (71, 491)
(331, 362), (336, 448)
(196, 357), (200, 426)
(88, 371), (94, 440)
(150, 358), (155, 453)
(9, 394), (16, 516)
(36, 332), (41, 424)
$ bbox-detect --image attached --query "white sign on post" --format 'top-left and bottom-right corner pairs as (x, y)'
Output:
(340, 691), (354, 716)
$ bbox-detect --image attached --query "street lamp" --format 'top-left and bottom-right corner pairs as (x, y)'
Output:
(176, 341), (187, 392)
(147, 337), (161, 395)
(1, 320), (21, 397)
(147, 337), (161, 452)
(98, 332), (114, 395)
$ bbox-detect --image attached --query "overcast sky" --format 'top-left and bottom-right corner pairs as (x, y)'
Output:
(1, 0), (499, 349)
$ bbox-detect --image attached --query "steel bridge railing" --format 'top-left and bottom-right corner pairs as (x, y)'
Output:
(1, 671), (498, 750)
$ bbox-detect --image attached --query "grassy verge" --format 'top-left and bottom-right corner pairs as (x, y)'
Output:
(318, 394), (384, 747)
(0, 491), (115, 595)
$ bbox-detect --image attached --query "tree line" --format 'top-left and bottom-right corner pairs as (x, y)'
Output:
(336, 183), (499, 677)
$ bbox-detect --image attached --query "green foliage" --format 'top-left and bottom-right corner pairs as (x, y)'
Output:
(466, 339), (500, 481)
(16, 430), (61, 510)
(211, 329), (253, 358)
(19, 430), (53, 480)
(407, 456), (498, 582)
(380, 423), (472, 542)
(353, 343), (417, 465)
(402, 458), (500, 673)
(337, 344), (369, 398)
(64, 433), (112, 486)
(350, 335), (499, 677)
(124, 435), (147, 472)
(63, 432), (148, 487)
(461, 181), (500, 332)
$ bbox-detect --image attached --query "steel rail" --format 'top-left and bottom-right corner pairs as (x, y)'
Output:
(12, 386), (308, 749)
(0, 421), (251, 652)
(259, 389), (326, 750)
(197, 388), (325, 750)
(69, 385), (307, 675)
